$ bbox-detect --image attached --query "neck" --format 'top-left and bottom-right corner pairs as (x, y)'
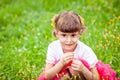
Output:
(63, 44), (77, 53)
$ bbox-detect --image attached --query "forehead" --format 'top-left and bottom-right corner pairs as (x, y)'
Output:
(58, 31), (79, 34)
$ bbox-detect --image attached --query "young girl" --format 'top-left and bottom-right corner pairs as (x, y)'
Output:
(38, 11), (117, 80)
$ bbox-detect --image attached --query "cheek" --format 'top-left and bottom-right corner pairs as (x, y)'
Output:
(72, 38), (79, 42)
(71, 39), (78, 44)
(60, 41), (65, 46)
(59, 38), (65, 42)
(60, 40), (78, 44)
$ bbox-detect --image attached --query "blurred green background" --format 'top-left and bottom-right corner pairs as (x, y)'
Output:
(0, 0), (120, 79)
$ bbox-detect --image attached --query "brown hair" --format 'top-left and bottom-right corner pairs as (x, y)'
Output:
(52, 11), (86, 36)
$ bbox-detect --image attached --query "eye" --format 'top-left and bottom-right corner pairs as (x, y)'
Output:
(61, 34), (66, 37)
(71, 34), (76, 37)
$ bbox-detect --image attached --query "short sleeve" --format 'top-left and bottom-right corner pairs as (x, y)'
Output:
(46, 44), (56, 64)
(83, 48), (98, 68)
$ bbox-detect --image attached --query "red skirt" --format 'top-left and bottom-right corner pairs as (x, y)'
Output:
(37, 59), (118, 80)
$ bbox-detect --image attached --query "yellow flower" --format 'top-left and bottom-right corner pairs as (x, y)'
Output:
(79, 15), (85, 26)
(51, 20), (55, 28)
(118, 16), (120, 19)
(51, 14), (58, 28)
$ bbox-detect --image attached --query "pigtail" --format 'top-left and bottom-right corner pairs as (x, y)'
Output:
(78, 15), (86, 35)
(51, 14), (59, 37)
(79, 15), (85, 26)
(51, 14), (59, 28)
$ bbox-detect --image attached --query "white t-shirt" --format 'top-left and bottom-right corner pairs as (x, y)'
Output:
(46, 40), (98, 68)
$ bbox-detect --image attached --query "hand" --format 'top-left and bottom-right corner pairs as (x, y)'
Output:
(71, 59), (84, 72)
(60, 52), (74, 66)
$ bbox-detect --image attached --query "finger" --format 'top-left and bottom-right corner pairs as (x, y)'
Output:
(63, 53), (73, 58)
(71, 67), (79, 71)
(64, 54), (74, 60)
(64, 52), (74, 56)
(71, 60), (82, 68)
(62, 57), (72, 64)
(71, 65), (79, 71)
(65, 57), (73, 64)
(71, 63), (78, 68)
(72, 59), (82, 64)
(64, 55), (74, 63)
(72, 60), (78, 65)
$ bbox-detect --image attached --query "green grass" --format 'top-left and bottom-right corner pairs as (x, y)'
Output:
(0, 0), (120, 79)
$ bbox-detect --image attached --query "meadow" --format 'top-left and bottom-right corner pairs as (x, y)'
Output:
(0, 0), (120, 79)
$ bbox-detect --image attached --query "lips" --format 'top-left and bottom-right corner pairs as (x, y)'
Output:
(65, 45), (73, 47)
(65, 44), (72, 46)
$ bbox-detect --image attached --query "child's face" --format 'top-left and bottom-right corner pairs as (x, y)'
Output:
(56, 31), (80, 52)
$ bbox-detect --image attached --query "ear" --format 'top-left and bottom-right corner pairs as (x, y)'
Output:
(80, 27), (86, 35)
(80, 29), (83, 35)
(53, 29), (58, 37)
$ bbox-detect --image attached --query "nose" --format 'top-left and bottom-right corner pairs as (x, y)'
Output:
(66, 36), (72, 44)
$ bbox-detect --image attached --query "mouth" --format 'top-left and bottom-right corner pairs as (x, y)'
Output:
(65, 44), (72, 46)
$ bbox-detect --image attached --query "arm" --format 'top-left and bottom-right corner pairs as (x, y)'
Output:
(45, 61), (64, 80)
(45, 52), (74, 80)
(82, 66), (100, 80)
(71, 60), (100, 80)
